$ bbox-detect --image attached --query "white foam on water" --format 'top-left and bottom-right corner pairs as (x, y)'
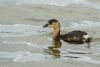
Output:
(0, 0), (100, 9)
(0, 51), (52, 62)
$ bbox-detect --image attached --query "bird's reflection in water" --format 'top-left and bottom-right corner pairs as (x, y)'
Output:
(44, 40), (62, 58)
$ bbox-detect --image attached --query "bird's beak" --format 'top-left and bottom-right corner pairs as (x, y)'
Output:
(43, 24), (48, 28)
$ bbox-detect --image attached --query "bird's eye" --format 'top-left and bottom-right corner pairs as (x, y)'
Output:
(49, 22), (52, 24)
(48, 21), (52, 24)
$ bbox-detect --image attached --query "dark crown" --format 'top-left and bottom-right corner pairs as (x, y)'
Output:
(48, 19), (58, 24)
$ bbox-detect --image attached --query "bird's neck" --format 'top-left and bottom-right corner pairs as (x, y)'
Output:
(53, 27), (60, 41)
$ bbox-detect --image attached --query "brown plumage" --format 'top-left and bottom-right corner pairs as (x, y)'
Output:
(60, 30), (91, 44)
(43, 19), (92, 48)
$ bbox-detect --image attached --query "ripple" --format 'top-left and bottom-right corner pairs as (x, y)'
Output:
(63, 21), (100, 30)
(0, 24), (51, 37)
(0, 51), (52, 62)
(62, 53), (100, 65)
(2, 41), (43, 48)
(0, 0), (100, 9)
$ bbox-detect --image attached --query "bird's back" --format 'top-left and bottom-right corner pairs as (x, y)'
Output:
(60, 30), (88, 44)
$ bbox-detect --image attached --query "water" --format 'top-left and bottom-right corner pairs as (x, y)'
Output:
(0, 0), (100, 9)
(0, 22), (100, 64)
(0, 0), (100, 67)
(0, 24), (43, 37)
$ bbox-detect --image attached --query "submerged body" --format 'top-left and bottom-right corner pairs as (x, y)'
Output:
(43, 19), (92, 48)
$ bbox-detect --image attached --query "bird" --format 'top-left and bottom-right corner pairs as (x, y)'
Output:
(43, 19), (92, 48)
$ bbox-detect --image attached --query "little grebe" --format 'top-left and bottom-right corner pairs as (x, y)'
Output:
(43, 19), (92, 48)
